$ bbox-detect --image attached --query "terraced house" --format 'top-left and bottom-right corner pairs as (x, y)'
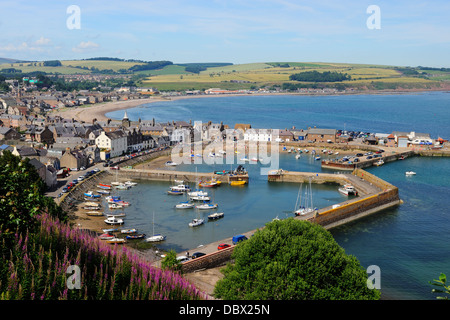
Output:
(95, 130), (127, 160)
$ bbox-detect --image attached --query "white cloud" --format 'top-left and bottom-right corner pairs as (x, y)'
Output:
(35, 36), (51, 46)
(72, 41), (100, 53)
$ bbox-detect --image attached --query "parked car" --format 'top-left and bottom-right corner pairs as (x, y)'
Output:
(232, 235), (248, 245)
(191, 252), (206, 259)
(218, 243), (231, 250)
(110, 166), (119, 170)
(356, 153), (363, 157)
(80, 166), (86, 170)
(93, 168), (100, 172)
(70, 167), (78, 171)
(77, 176), (85, 181)
(176, 255), (190, 263)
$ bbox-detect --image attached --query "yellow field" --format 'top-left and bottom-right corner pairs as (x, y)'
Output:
(142, 63), (405, 86)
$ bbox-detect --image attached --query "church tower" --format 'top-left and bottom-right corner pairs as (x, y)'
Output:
(122, 111), (131, 128)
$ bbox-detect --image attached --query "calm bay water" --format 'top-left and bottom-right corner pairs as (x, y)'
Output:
(106, 92), (450, 300)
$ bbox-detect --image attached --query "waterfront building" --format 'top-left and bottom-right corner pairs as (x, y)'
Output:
(95, 130), (127, 159)
(306, 128), (337, 143)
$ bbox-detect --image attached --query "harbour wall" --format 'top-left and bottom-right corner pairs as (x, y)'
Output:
(113, 167), (249, 184)
(321, 150), (416, 171)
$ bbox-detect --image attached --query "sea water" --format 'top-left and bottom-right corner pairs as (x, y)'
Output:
(107, 92), (450, 300)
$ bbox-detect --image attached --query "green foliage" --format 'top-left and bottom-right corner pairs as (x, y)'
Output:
(0, 214), (205, 300)
(289, 70), (351, 82)
(43, 60), (62, 67)
(161, 249), (182, 272)
(0, 151), (65, 241)
(214, 218), (380, 300)
(128, 61), (173, 72)
(430, 273), (450, 299)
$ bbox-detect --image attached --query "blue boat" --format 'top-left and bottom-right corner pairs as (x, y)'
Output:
(84, 191), (101, 198)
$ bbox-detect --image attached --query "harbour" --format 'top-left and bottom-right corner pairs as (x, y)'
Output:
(58, 92), (450, 299)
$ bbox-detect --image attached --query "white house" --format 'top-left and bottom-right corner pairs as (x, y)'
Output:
(95, 130), (127, 160)
(244, 129), (273, 142)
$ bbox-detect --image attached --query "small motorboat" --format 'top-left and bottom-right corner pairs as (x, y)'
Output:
(106, 212), (126, 218)
(208, 212), (224, 220)
(374, 160), (384, 166)
(338, 184), (357, 196)
(188, 190), (208, 197)
(189, 218), (204, 227)
(170, 184), (191, 192)
(84, 191), (100, 198)
(405, 171), (416, 176)
(106, 238), (126, 244)
(295, 154), (301, 159)
(108, 203), (123, 210)
(124, 181), (137, 186)
(120, 228), (137, 234)
(97, 189), (110, 195)
(190, 195), (211, 201)
(98, 183), (112, 190)
(230, 180), (246, 186)
(175, 202), (195, 209)
(126, 234), (146, 240)
(86, 211), (103, 216)
(99, 233), (115, 240)
(167, 190), (184, 195)
(165, 161), (178, 166)
(104, 216), (124, 225)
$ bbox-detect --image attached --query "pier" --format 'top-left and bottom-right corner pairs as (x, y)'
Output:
(320, 149), (416, 170)
(111, 167), (249, 185)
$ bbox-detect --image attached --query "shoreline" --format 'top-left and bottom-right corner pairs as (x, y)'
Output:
(52, 88), (450, 124)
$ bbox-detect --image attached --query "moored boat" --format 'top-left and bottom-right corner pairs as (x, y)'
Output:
(98, 183), (112, 190)
(208, 212), (224, 220)
(230, 180), (246, 186)
(405, 171), (416, 176)
(104, 216), (124, 225)
(189, 218), (204, 227)
(145, 234), (166, 242)
(120, 228), (137, 234)
(175, 201), (195, 209)
(108, 203), (123, 209)
(338, 184), (357, 196)
(86, 211), (103, 216)
(167, 190), (184, 195)
(99, 233), (115, 240)
(84, 191), (100, 198)
(126, 234), (146, 240)
(190, 195), (211, 201)
(106, 238), (126, 244)
(170, 184), (191, 192)
(196, 203), (218, 210)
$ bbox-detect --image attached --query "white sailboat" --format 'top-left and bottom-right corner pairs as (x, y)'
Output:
(145, 212), (166, 242)
(294, 180), (315, 216)
(196, 202), (218, 210)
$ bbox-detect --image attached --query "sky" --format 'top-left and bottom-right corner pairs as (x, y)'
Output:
(0, 0), (449, 67)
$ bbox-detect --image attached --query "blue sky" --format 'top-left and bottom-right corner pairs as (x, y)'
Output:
(0, 0), (449, 67)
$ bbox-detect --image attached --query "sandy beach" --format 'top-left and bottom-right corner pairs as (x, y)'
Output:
(52, 87), (450, 124)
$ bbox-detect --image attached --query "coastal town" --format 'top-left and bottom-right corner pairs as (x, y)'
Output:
(0, 80), (448, 194)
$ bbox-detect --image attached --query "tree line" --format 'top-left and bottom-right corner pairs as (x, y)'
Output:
(289, 70), (351, 82)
